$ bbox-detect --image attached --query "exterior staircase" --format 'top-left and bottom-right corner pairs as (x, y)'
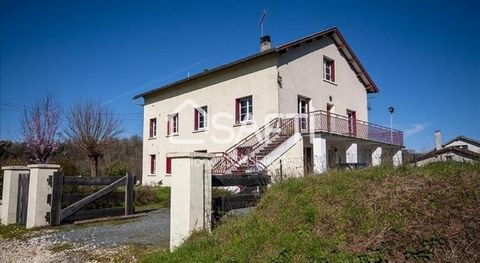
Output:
(211, 117), (297, 175)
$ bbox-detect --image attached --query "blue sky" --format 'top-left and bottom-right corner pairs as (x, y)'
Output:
(1, 0), (479, 152)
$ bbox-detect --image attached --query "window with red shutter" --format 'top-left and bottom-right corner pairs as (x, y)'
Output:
(166, 157), (172, 174)
(323, 57), (335, 82)
(235, 96), (253, 123)
(194, 106), (207, 131)
(150, 154), (156, 174)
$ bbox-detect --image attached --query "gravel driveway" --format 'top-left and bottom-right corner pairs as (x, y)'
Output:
(49, 209), (170, 247)
(0, 209), (170, 263)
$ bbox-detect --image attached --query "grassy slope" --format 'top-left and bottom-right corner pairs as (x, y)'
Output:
(142, 162), (480, 262)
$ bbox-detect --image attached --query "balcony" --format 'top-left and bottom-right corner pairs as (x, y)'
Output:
(306, 110), (404, 146)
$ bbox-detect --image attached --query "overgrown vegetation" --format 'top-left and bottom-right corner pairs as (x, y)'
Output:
(142, 162), (480, 262)
(135, 186), (171, 211)
(0, 224), (30, 239)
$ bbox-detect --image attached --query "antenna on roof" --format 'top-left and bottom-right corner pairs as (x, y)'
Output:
(259, 9), (267, 37)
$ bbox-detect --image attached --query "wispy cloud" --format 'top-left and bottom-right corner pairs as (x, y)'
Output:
(404, 122), (432, 138)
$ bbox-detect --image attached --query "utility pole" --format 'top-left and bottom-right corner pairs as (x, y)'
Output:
(388, 106), (395, 143)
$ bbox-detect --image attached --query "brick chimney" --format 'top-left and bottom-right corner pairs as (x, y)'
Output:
(435, 130), (442, 150)
(260, 35), (271, 52)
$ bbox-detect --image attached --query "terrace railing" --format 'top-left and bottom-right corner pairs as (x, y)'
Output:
(308, 110), (404, 146)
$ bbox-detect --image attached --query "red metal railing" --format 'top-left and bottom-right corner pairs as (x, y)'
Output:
(308, 110), (403, 146)
(211, 117), (296, 175)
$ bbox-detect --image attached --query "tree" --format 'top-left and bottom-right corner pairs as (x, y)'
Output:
(21, 96), (61, 164)
(65, 100), (124, 177)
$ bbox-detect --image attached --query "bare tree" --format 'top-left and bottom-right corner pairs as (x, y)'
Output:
(65, 100), (124, 177)
(21, 96), (61, 164)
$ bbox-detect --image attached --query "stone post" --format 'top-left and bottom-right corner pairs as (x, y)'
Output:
(312, 134), (327, 173)
(169, 152), (212, 251)
(346, 143), (358, 163)
(26, 164), (60, 229)
(371, 147), (382, 166)
(1, 166), (29, 225)
(393, 150), (403, 167)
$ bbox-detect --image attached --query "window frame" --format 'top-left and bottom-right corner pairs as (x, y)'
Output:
(194, 106), (208, 131)
(167, 113), (179, 135)
(150, 154), (156, 174)
(323, 57), (335, 82)
(235, 96), (253, 124)
(149, 118), (157, 138)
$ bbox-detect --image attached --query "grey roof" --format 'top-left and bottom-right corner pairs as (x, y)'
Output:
(133, 27), (379, 100)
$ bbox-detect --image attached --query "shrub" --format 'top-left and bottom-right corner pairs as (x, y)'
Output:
(104, 161), (132, 177)
(135, 186), (157, 206)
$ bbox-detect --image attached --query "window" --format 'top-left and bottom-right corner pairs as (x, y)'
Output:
(166, 157), (172, 174)
(235, 96), (253, 123)
(150, 154), (156, 174)
(298, 97), (310, 130)
(167, 113), (179, 135)
(149, 118), (157, 138)
(194, 106), (208, 130)
(323, 58), (335, 82)
(347, 110), (357, 136)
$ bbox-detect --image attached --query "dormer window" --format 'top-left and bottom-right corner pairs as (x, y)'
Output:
(323, 57), (335, 82)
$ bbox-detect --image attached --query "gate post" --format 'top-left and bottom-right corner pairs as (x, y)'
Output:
(26, 164), (60, 229)
(1, 166), (29, 225)
(168, 152), (212, 251)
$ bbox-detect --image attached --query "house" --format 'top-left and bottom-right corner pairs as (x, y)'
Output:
(133, 27), (404, 186)
(416, 131), (480, 165)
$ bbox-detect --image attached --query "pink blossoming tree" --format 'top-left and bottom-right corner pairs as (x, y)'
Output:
(21, 96), (62, 164)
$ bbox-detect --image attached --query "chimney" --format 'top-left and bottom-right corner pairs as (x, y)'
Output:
(435, 130), (442, 150)
(260, 35), (271, 52)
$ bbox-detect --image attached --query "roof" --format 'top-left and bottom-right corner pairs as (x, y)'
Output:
(442, 135), (480, 148)
(416, 146), (480, 162)
(133, 27), (379, 100)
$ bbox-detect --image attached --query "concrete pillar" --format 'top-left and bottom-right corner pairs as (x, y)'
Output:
(346, 143), (358, 163)
(1, 166), (29, 225)
(371, 147), (382, 166)
(312, 134), (327, 173)
(169, 152), (212, 251)
(26, 164), (60, 229)
(393, 150), (403, 167)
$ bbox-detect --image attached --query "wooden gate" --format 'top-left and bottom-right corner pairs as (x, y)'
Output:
(212, 173), (270, 223)
(47, 173), (135, 225)
(16, 173), (30, 225)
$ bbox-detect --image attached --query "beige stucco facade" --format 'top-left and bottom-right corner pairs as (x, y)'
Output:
(140, 32), (397, 186)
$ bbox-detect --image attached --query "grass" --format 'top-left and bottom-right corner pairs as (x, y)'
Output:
(49, 243), (74, 253)
(0, 224), (30, 239)
(141, 162), (480, 262)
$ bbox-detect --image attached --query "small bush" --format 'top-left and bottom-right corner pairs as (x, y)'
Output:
(134, 186), (171, 208)
(104, 161), (132, 177)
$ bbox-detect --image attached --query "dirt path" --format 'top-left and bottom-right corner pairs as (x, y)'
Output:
(0, 209), (170, 263)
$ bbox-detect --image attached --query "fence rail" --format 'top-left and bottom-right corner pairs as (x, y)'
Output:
(48, 173), (135, 225)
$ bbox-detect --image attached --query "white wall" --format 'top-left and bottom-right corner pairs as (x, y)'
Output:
(444, 140), (480, 154)
(277, 35), (369, 121)
(142, 55), (279, 185)
(416, 152), (477, 166)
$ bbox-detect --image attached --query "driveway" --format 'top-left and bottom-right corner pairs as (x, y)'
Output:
(0, 209), (170, 263)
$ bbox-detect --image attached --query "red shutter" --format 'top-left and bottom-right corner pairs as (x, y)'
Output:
(352, 111), (357, 136)
(166, 116), (170, 135)
(194, 109), (198, 130)
(331, 60), (335, 82)
(150, 155), (156, 174)
(166, 157), (172, 174)
(235, 99), (240, 123)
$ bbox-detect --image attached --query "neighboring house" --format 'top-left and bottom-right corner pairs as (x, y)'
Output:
(416, 131), (480, 166)
(133, 27), (404, 186)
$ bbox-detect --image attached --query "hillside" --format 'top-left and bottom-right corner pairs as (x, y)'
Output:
(142, 162), (480, 262)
